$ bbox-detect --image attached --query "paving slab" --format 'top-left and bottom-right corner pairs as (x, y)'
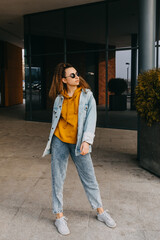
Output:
(0, 107), (160, 240)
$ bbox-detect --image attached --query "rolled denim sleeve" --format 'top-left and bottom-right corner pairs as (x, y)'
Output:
(82, 94), (97, 145)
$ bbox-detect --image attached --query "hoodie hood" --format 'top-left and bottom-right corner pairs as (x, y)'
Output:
(61, 87), (82, 99)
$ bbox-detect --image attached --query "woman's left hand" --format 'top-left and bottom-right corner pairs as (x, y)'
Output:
(80, 141), (90, 155)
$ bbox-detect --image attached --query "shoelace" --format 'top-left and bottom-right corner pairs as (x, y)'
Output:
(104, 211), (110, 218)
(103, 210), (114, 221)
(98, 209), (110, 218)
(59, 216), (68, 226)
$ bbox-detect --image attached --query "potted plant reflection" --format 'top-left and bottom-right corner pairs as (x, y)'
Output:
(108, 78), (127, 111)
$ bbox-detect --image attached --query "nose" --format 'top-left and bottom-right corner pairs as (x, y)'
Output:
(75, 74), (79, 79)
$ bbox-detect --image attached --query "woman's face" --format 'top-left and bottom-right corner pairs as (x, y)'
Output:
(62, 67), (80, 87)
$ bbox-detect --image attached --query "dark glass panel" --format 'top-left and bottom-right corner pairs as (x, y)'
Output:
(107, 49), (137, 130)
(67, 52), (99, 101)
(108, 0), (138, 48)
(67, 51), (108, 128)
(66, 3), (106, 52)
(25, 54), (64, 122)
(30, 10), (64, 55)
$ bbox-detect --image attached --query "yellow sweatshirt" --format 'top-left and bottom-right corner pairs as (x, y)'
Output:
(54, 87), (82, 144)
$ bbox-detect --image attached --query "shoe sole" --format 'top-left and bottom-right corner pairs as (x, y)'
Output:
(57, 231), (70, 236)
(97, 217), (116, 228)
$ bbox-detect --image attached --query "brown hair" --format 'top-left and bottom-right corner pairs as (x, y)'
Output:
(49, 62), (91, 102)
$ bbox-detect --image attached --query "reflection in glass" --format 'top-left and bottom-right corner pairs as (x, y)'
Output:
(107, 49), (137, 130)
(25, 54), (64, 122)
(67, 51), (115, 128)
(67, 52), (99, 103)
(24, 1), (139, 129)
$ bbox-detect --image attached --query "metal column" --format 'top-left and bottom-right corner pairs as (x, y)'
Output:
(138, 0), (156, 161)
(156, 0), (160, 68)
(139, 0), (156, 72)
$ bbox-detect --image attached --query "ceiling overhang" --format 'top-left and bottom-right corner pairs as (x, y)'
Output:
(0, 0), (103, 47)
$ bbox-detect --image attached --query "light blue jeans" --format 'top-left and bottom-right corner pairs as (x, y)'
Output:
(51, 135), (103, 214)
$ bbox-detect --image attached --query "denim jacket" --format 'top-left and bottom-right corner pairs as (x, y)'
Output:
(42, 88), (97, 157)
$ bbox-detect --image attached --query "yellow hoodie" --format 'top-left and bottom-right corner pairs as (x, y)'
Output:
(54, 87), (82, 144)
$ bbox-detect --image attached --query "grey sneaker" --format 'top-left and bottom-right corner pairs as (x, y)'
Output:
(55, 216), (70, 235)
(97, 210), (116, 228)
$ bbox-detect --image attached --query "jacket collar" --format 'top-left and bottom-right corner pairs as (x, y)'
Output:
(60, 88), (90, 98)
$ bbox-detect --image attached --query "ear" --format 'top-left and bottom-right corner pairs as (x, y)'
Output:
(62, 78), (67, 84)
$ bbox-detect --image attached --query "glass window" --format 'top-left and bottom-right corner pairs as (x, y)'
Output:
(67, 51), (104, 104)
(66, 3), (106, 52)
(25, 54), (64, 122)
(106, 0), (138, 130)
(30, 10), (64, 55)
(107, 49), (137, 130)
(108, 0), (138, 48)
(24, 1), (138, 129)
(67, 51), (108, 127)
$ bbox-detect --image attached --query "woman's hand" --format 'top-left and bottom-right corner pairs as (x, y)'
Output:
(80, 141), (90, 155)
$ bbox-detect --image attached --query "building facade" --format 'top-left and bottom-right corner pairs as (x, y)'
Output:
(0, 0), (159, 130)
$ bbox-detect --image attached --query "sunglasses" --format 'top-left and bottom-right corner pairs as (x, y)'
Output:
(65, 72), (79, 78)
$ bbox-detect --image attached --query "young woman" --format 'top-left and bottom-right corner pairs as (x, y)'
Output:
(42, 63), (116, 235)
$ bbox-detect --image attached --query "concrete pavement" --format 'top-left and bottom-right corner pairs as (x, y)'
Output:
(0, 105), (160, 240)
